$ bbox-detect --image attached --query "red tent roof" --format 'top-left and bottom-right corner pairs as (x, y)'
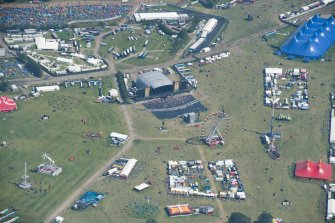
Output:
(295, 159), (332, 180)
(0, 96), (17, 112)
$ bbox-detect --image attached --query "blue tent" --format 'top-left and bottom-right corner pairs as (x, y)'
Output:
(279, 14), (335, 60)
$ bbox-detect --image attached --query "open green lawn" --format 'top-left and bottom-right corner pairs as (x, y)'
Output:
(99, 25), (174, 67)
(56, 31), (73, 41)
(0, 77), (126, 223)
(264, 26), (297, 48)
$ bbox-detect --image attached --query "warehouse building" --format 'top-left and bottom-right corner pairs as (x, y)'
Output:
(133, 12), (188, 22)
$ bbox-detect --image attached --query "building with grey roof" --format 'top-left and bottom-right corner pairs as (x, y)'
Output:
(136, 71), (174, 97)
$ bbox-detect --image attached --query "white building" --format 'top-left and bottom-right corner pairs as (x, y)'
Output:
(87, 58), (102, 66)
(264, 68), (283, 76)
(134, 183), (150, 191)
(24, 29), (37, 35)
(34, 85), (60, 92)
(10, 84), (19, 92)
(189, 38), (205, 51)
(0, 48), (5, 57)
(56, 57), (73, 64)
(120, 158), (137, 178)
(67, 65), (81, 73)
(54, 216), (64, 223)
(133, 12), (188, 22)
(110, 132), (129, 142)
(322, 0), (335, 5)
(189, 18), (217, 51)
(108, 89), (119, 97)
(35, 37), (59, 50)
(202, 18), (218, 33)
(330, 116), (335, 144)
(328, 191), (335, 220)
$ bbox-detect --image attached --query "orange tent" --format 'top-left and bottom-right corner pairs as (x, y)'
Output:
(166, 204), (192, 216)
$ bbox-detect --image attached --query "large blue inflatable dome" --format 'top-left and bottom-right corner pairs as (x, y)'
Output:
(279, 14), (335, 60)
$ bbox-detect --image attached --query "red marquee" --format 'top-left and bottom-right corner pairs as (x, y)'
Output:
(0, 96), (17, 112)
(295, 159), (332, 180)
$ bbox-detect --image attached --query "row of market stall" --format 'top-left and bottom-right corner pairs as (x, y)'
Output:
(209, 160), (246, 200)
(167, 159), (246, 200)
(167, 160), (217, 197)
(264, 67), (309, 110)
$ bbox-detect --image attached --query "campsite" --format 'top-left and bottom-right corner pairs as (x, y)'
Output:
(99, 25), (174, 67)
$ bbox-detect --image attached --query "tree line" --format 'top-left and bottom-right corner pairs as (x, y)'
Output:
(18, 53), (43, 78)
(143, 211), (274, 223)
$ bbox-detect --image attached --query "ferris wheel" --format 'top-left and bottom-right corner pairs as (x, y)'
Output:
(200, 111), (230, 147)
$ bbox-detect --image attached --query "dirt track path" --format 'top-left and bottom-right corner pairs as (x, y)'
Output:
(46, 105), (135, 222)
(197, 146), (226, 223)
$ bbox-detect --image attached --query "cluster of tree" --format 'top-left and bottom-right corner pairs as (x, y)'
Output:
(156, 21), (177, 36)
(146, 219), (157, 223)
(199, 0), (220, 8)
(170, 28), (189, 55)
(228, 211), (273, 223)
(141, 20), (177, 36)
(187, 16), (201, 33)
(0, 77), (9, 92)
(116, 71), (129, 104)
(18, 53), (43, 77)
(141, 20), (154, 27)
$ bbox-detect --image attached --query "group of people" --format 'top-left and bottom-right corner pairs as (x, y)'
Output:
(0, 3), (133, 29)
(144, 95), (196, 110)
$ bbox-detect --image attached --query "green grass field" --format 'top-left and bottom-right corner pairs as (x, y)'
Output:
(60, 36), (335, 223)
(56, 31), (73, 41)
(0, 77), (127, 223)
(2, 0), (335, 222)
(99, 25), (174, 67)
